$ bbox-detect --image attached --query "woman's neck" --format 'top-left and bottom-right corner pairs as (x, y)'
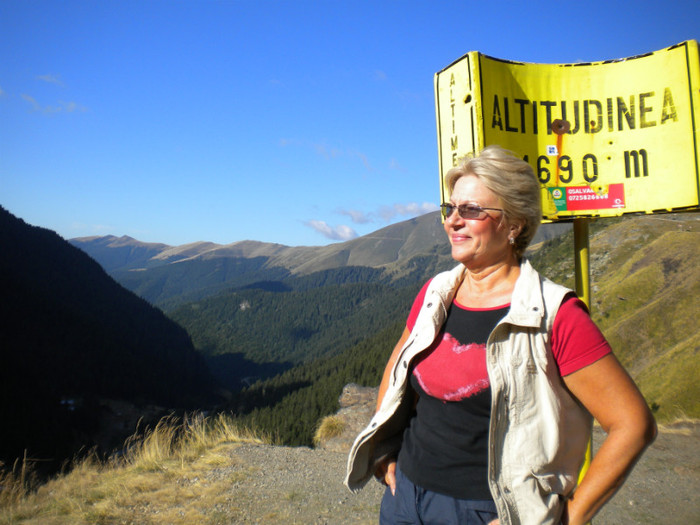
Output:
(456, 259), (521, 309)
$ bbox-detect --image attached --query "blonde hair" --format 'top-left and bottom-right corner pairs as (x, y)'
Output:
(445, 145), (541, 259)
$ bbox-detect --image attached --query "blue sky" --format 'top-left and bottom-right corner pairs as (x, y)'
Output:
(2, 0), (699, 247)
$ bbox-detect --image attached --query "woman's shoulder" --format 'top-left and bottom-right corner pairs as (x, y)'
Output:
(428, 263), (466, 290)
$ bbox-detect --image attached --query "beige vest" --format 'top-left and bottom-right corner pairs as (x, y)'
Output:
(345, 259), (591, 525)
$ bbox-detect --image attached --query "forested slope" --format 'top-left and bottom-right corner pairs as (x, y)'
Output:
(168, 267), (445, 391)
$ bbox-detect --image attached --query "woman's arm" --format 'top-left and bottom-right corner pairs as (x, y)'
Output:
(562, 353), (657, 525)
(373, 326), (411, 495)
(375, 327), (411, 412)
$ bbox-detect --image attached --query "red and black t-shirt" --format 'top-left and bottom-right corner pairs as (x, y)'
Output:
(397, 280), (612, 500)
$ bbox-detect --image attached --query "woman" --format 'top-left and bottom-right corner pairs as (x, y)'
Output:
(345, 146), (656, 525)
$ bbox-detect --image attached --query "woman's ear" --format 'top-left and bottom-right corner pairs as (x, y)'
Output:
(509, 222), (523, 240)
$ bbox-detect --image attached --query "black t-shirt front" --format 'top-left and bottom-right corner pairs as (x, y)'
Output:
(397, 302), (507, 500)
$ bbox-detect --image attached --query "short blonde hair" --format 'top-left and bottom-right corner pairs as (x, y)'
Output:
(445, 145), (541, 260)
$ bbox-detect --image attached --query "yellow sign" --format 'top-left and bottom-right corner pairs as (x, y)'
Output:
(435, 41), (700, 220)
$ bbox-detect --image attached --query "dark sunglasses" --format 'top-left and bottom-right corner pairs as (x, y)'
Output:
(440, 203), (504, 220)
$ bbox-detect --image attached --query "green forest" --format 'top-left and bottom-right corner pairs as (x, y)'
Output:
(163, 243), (576, 447)
(165, 252), (457, 446)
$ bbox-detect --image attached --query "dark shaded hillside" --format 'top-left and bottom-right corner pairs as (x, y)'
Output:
(0, 207), (218, 472)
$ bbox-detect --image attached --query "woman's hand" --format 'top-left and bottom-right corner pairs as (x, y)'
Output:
(374, 458), (397, 495)
(487, 520), (500, 525)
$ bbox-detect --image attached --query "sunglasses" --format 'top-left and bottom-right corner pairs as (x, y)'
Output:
(440, 203), (504, 220)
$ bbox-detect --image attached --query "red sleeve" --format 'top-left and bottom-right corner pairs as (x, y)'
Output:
(406, 280), (432, 331)
(551, 294), (612, 377)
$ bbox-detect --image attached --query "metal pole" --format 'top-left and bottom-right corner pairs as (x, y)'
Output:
(573, 218), (591, 308)
(573, 218), (593, 522)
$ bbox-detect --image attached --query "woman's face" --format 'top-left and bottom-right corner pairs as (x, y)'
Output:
(444, 174), (515, 269)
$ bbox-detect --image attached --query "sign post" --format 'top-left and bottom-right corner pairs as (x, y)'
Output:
(573, 218), (591, 307)
(573, 216), (592, 487)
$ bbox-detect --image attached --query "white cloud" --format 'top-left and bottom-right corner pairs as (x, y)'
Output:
(388, 158), (405, 171)
(378, 202), (439, 221)
(338, 208), (372, 224)
(21, 93), (87, 114)
(373, 69), (388, 82)
(313, 142), (342, 159)
(304, 220), (358, 241)
(339, 201), (439, 226)
(59, 101), (87, 113)
(308, 202), (438, 242)
(21, 94), (41, 111)
(37, 74), (65, 87)
(349, 150), (372, 171)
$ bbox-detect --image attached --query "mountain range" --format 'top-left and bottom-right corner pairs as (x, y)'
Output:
(217, 211), (699, 445)
(70, 212), (571, 309)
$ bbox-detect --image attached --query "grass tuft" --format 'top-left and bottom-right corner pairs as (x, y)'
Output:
(0, 412), (266, 524)
(313, 415), (346, 446)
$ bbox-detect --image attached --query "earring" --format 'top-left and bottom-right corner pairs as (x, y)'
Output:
(509, 237), (515, 245)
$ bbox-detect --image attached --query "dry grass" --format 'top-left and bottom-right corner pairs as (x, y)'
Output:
(0, 413), (267, 524)
(0, 452), (38, 510)
(656, 416), (700, 436)
(313, 414), (346, 446)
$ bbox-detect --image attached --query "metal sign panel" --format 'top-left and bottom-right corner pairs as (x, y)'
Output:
(435, 41), (700, 220)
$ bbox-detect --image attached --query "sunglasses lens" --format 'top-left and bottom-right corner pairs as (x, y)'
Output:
(462, 206), (479, 218)
(442, 204), (485, 219)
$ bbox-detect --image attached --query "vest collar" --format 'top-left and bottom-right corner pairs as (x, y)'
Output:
(434, 259), (544, 329)
(505, 259), (545, 328)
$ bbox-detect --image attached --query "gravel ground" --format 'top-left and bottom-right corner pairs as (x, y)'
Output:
(208, 423), (699, 524)
(209, 444), (383, 524)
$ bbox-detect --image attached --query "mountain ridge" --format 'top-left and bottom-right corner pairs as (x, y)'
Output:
(70, 212), (570, 308)
(69, 215), (450, 274)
